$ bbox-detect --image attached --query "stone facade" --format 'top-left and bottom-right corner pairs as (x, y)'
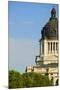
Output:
(25, 8), (58, 85)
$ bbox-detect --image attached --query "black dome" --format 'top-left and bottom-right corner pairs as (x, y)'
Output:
(41, 8), (58, 40)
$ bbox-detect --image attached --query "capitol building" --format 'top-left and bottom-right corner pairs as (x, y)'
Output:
(26, 8), (58, 85)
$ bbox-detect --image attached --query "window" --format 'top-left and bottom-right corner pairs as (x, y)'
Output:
(51, 42), (52, 52)
(51, 73), (53, 75)
(53, 42), (55, 51)
(56, 43), (58, 51)
(48, 42), (50, 53)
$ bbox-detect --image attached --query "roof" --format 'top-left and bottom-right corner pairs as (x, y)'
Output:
(41, 8), (58, 40)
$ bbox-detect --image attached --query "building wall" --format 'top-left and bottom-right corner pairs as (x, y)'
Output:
(39, 39), (58, 64)
(26, 29), (58, 86)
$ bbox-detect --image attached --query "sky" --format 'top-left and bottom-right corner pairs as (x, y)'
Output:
(8, 1), (58, 73)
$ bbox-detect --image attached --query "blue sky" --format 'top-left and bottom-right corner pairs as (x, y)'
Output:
(8, 1), (58, 73)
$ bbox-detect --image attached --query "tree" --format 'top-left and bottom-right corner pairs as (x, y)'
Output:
(22, 72), (53, 87)
(9, 70), (23, 88)
(22, 73), (33, 87)
(9, 70), (53, 89)
(31, 72), (52, 87)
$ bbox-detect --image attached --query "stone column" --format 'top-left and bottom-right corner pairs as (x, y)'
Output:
(41, 41), (42, 55)
(49, 42), (51, 53)
(40, 40), (42, 55)
(44, 39), (47, 56)
(40, 40), (41, 55)
(55, 42), (56, 53)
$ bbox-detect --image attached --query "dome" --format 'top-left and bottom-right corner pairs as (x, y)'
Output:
(41, 8), (58, 40)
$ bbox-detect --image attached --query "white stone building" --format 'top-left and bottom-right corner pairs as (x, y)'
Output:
(25, 8), (58, 85)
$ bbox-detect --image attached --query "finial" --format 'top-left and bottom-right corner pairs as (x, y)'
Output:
(51, 7), (56, 18)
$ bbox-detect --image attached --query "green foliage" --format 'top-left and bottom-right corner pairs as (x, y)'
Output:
(9, 70), (23, 88)
(23, 72), (52, 87)
(22, 73), (33, 87)
(9, 70), (53, 89)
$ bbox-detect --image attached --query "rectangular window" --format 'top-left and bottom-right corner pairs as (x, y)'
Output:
(53, 42), (55, 51)
(56, 43), (58, 51)
(51, 42), (52, 52)
(48, 42), (50, 53)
